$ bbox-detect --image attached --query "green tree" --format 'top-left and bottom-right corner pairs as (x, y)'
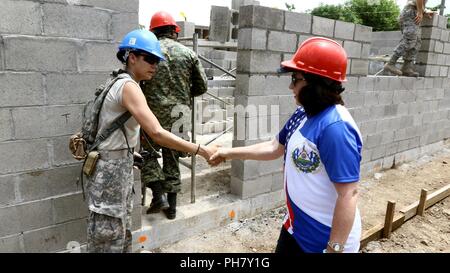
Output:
(285, 3), (296, 11)
(310, 0), (400, 31)
(310, 4), (361, 24)
(349, 0), (400, 31)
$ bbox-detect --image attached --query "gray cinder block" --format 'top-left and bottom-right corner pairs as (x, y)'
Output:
(43, 4), (110, 40)
(312, 16), (335, 37)
(334, 20), (355, 40)
(239, 5), (284, 30)
(237, 28), (267, 50)
(111, 13), (139, 42)
(4, 36), (78, 72)
(0, 72), (44, 107)
(285, 11), (311, 33)
(0, 140), (50, 175)
(268, 31), (297, 53)
(0, 0), (41, 35)
(79, 42), (121, 72)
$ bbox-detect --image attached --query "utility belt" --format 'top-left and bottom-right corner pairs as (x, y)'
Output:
(83, 148), (133, 177)
(98, 148), (133, 160)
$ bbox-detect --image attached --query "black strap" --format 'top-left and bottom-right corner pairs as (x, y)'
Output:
(89, 111), (132, 152)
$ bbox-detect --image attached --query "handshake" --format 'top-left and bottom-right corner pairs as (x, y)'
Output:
(194, 144), (229, 167)
(133, 144), (229, 169)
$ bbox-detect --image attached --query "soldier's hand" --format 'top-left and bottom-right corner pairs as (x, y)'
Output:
(208, 147), (229, 167)
(414, 12), (423, 25)
(198, 144), (220, 163)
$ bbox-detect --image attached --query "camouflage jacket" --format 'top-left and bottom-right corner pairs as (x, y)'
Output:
(141, 36), (207, 130)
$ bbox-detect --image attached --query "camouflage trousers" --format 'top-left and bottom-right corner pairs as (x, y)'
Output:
(85, 150), (134, 253)
(393, 6), (422, 62)
(141, 146), (182, 193)
(87, 211), (132, 253)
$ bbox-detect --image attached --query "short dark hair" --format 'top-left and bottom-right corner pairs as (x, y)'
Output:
(152, 25), (177, 38)
(298, 72), (345, 116)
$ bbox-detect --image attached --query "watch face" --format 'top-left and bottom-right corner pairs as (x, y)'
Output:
(328, 241), (344, 252)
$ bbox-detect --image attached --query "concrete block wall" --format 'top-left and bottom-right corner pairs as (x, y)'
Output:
(343, 76), (450, 174)
(0, 0), (139, 252)
(370, 31), (402, 56)
(416, 15), (450, 77)
(232, 5), (450, 199)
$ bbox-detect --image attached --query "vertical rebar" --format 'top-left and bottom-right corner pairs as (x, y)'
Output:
(190, 32), (199, 204)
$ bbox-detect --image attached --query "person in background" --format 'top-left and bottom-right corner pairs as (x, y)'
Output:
(384, 0), (435, 77)
(141, 11), (208, 220)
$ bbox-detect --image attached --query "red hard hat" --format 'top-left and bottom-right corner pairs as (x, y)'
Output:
(150, 11), (181, 33)
(280, 37), (348, 82)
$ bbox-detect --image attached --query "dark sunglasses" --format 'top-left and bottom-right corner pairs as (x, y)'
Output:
(137, 53), (160, 65)
(291, 75), (306, 85)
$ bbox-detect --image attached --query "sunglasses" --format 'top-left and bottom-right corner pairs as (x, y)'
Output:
(291, 75), (306, 85)
(136, 53), (160, 65)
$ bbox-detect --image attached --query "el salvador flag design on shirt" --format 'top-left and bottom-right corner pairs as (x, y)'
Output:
(276, 105), (363, 253)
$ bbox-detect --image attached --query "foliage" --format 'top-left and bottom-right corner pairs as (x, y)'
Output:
(310, 0), (401, 31)
(310, 3), (361, 24)
(285, 3), (296, 11)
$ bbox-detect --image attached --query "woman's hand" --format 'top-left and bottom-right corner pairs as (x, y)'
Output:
(198, 144), (220, 163)
(208, 147), (230, 166)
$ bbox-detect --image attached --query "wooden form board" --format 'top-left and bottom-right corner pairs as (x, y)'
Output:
(360, 183), (450, 249)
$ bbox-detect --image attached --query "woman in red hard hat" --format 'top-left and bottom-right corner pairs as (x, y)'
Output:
(210, 37), (362, 253)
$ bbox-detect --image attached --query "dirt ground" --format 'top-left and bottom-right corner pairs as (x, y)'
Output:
(156, 142), (450, 253)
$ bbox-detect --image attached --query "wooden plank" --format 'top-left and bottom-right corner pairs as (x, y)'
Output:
(360, 183), (450, 249)
(383, 201), (396, 238)
(399, 200), (419, 221)
(360, 223), (383, 248)
(417, 189), (428, 216)
(399, 184), (450, 220)
(360, 213), (404, 249)
(425, 184), (450, 209)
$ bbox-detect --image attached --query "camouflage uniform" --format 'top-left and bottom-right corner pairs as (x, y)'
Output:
(385, 0), (428, 76)
(141, 35), (207, 194)
(86, 149), (134, 253)
(392, 0), (426, 62)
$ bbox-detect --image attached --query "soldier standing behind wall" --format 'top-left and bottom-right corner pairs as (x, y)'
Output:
(384, 0), (435, 77)
(141, 11), (208, 220)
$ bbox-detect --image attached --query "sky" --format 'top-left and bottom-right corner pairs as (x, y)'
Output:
(139, 0), (448, 28)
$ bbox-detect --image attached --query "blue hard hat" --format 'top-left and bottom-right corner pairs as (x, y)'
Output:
(117, 29), (165, 63)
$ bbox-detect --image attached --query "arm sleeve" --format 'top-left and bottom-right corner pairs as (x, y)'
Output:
(318, 121), (362, 183)
(276, 108), (304, 146)
(190, 54), (208, 97)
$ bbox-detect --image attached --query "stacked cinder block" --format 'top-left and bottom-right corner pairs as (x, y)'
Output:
(232, 5), (450, 200)
(416, 15), (450, 77)
(344, 76), (450, 175)
(232, 5), (372, 199)
(0, 0), (139, 252)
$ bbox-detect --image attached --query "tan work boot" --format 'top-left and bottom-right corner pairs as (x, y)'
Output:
(384, 63), (402, 76)
(383, 55), (402, 76)
(401, 61), (419, 77)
